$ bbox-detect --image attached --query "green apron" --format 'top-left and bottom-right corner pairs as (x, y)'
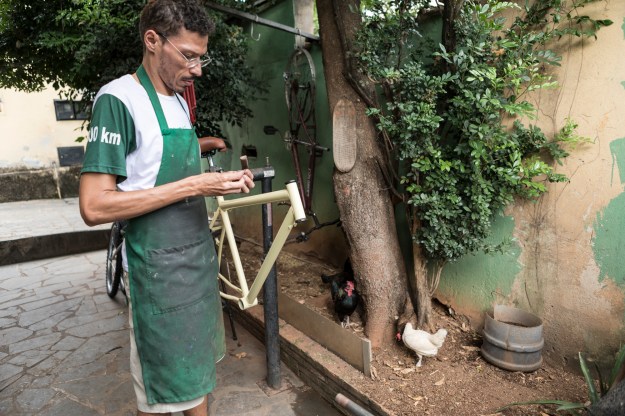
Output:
(125, 65), (225, 405)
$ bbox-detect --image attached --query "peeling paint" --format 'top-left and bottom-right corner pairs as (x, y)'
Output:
(438, 214), (521, 312)
(594, 138), (625, 287)
(609, 138), (625, 185)
(593, 192), (625, 287)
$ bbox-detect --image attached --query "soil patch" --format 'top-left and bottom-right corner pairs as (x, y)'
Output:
(231, 238), (589, 416)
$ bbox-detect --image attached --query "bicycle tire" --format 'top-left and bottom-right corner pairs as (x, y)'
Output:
(106, 221), (124, 298)
(284, 47), (316, 145)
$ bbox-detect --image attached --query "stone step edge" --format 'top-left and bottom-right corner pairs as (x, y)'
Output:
(229, 303), (393, 416)
(0, 229), (109, 266)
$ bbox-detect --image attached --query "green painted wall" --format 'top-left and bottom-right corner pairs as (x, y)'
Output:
(209, 1), (343, 260)
(592, 138), (625, 288)
(437, 214), (522, 314)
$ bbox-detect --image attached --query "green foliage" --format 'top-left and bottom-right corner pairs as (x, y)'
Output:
(498, 345), (625, 414)
(0, 0), (264, 138)
(356, 0), (609, 263)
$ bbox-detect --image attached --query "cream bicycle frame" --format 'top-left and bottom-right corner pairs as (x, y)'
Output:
(209, 181), (306, 310)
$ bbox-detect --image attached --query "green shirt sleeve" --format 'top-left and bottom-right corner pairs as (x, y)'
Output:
(81, 93), (136, 181)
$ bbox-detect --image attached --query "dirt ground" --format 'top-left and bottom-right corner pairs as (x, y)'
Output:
(232, 239), (590, 416)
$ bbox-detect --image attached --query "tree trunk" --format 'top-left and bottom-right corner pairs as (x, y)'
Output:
(442, 0), (464, 55)
(413, 243), (433, 330)
(317, 0), (407, 348)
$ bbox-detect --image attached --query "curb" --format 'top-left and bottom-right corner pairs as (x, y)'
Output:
(0, 230), (109, 266)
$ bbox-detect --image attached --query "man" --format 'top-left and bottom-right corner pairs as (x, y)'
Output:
(79, 1), (254, 415)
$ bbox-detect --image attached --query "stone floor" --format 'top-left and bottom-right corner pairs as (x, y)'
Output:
(0, 249), (340, 415)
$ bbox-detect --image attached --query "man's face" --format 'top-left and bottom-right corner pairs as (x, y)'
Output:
(157, 28), (209, 94)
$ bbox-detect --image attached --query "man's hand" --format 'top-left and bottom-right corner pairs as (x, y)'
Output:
(196, 169), (255, 196)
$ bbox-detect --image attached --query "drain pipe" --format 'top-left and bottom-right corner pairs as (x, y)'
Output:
(335, 393), (375, 416)
(242, 156), (281, 389)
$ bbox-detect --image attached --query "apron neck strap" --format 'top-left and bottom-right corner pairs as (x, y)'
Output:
(137, 64), (169, 130)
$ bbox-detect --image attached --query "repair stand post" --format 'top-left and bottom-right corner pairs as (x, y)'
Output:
(256, 158), (281, 389)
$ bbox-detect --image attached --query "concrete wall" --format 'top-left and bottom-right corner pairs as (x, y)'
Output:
(0, 87), (85, 169)
(436, 1), (625, 369)
(0, 87), (85, 201)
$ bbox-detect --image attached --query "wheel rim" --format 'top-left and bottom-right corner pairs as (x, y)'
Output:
(106, 223), (119, 296)
(284, 47), (316, 145)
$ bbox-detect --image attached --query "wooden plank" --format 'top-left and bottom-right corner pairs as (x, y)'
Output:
(278, 291), (371, 376)
(332, 99), (357, 173)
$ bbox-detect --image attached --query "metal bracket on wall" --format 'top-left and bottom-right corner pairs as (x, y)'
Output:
(204, 1), (320, 42)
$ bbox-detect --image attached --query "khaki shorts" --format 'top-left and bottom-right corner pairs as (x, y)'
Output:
(125, 273), (205, 413)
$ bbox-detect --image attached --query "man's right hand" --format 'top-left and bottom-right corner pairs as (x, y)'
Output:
(196, 169), (255, 196)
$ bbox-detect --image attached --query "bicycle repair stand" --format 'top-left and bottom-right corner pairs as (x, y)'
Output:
(245, 156), (282, 390)
(204, 152), (283, 390)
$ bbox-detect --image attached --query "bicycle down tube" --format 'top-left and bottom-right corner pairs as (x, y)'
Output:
(209, 180), (306, 310)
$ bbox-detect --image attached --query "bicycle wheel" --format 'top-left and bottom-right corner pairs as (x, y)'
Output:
(106, 221), (124, 298)
(284, 47), (316, 145)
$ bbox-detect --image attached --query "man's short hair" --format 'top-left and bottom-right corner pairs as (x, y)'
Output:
(139, 0), (215, 40)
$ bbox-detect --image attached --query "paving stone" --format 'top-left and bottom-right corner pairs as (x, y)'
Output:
(0, 293), (42, 310)
(8, 349), (53, 367)
(66, 314), (126, 339)
(57, 285), (90, 296)
(62, 330), (126, 367)
(44, 256), (94, 275)
(0, 327), (33, 345)
(56, 308), (120, 331)
(18, 298), (82, 327)
(29, 281), (72, 296)
(30, 374), (54, 388)
(0, 274), (49, 291)
(9, 332), (61, 355)
(26, 350), (71, 377)
(42, 397), (100, 416)
(28, 311), (72, 332)
(0, 306), (19, 319)
(98, 300), (127, 313)
(211, 389), (267, 414)
(56, 373), (127, 411)
(44, 272), (92, 287)
(16, 262), (48, 274)
(75, 297), (98, 316)
(0, 363), (23, 385)
(0, 397), (16, 415)
(51, 336), (85, 352)
(16, 387), (57, 412)
(0, 351), (7, 361)
(0, 287), (21, 304)
(0, 316), (16, 327)
(0, 264), (20, 281)
(19, 295), (66, 312)
(93, 293), (113, 305)
(103, 378), (136, 415)
(53, 356), (111, 383)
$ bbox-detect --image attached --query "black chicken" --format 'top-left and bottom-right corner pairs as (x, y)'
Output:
(321, 259), (360, 328)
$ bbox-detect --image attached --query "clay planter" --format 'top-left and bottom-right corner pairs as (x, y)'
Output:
(481, 304), (544, 372)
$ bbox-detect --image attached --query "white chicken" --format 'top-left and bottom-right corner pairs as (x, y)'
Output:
(402, 323), (448, 367)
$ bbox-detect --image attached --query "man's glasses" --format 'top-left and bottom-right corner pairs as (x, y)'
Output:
(157, 32), (212, 69)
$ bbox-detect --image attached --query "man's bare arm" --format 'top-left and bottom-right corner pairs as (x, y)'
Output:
(79, 170), (254, 226)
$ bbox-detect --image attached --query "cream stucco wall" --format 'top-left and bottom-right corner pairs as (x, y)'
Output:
(0, 86), (85, 169)
(438, 0), (625, 368)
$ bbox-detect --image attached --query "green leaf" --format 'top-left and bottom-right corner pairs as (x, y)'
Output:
(579, 352), (599, 404)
